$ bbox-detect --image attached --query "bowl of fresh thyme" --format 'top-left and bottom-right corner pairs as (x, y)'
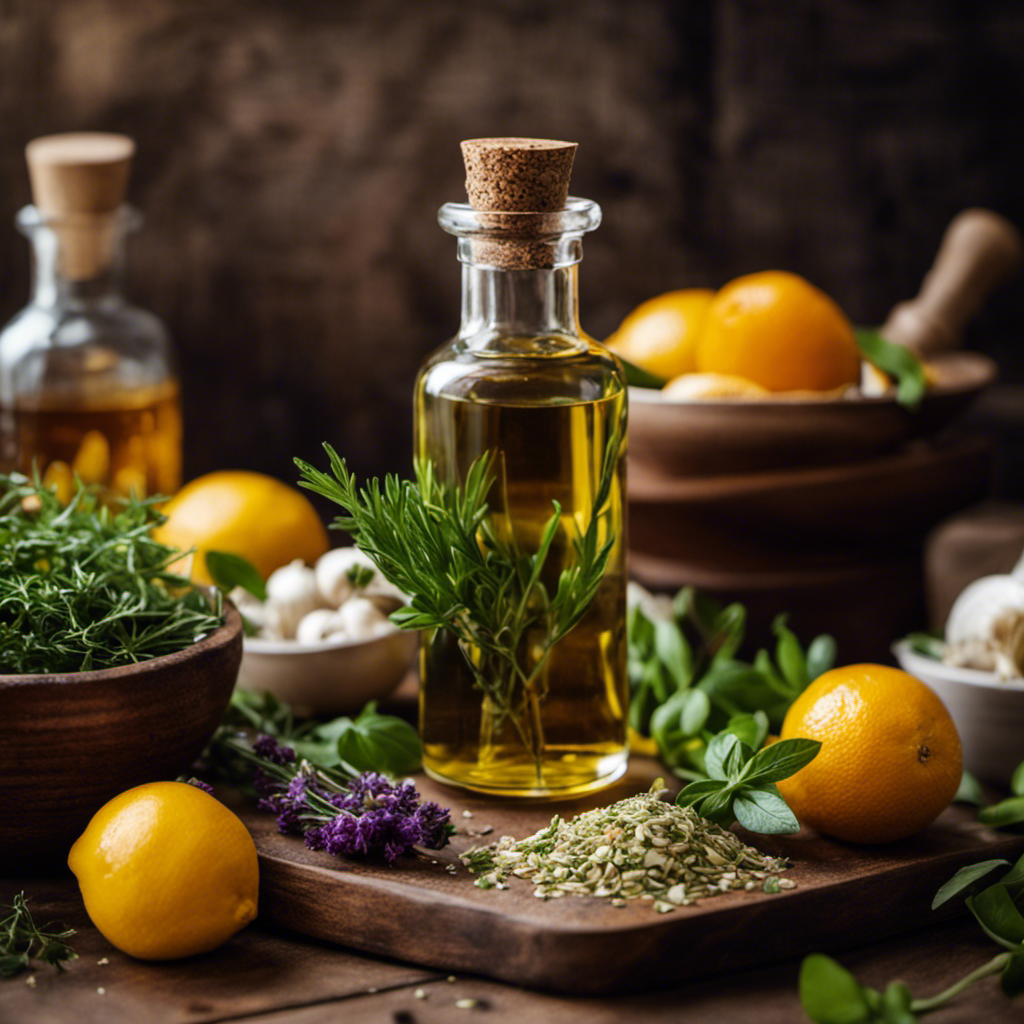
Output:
(0, 474), (243, 870)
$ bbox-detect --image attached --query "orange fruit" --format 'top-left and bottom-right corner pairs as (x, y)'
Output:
(696, 271), (861, 392)
(69, 782), (259, 959)
(153, 470), (328, 585)
(661, 372), (769, 400)
(777, 664), (961, 843)
(607, 289), (715, 380)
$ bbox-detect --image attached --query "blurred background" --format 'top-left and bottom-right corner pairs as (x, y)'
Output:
(1, 0), (1022, 492)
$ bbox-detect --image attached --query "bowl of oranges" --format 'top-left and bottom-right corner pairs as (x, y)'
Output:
(612, 270), (995, 479)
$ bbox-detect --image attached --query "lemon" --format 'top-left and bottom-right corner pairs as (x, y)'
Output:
(661, 372), (769, 400)
(607, 289), (715, 380)
(777, 665), (962, 844)
(153, 470), (329, 584)
(696, 271), (861, 393)
(68, 782), (259, 960)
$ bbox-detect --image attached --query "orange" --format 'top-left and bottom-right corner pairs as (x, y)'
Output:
(153, 470), (328, 584)
(69, 782), (259, 959)
(661, 372), (769, 400)
(777, 664), (962, 843)
(607, 289), (715, 380)
(696, 271), (861, 392)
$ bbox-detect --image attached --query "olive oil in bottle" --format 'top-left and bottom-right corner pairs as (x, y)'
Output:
(413, 139), (628, 797)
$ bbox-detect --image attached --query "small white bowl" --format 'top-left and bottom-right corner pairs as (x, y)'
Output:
(893, 640), (1024, 785)
(237, 629), (418, 716)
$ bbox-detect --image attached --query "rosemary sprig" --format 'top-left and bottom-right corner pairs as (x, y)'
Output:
(0, 893), (77, 977)
(0, 474), (222, 674)
(295, 429), (621, 778)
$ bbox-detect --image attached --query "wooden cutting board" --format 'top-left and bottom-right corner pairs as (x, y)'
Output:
(234, 761), (1024, 995)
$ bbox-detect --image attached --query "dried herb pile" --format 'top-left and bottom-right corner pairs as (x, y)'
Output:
(462, 781), (791, 913)
(0, 474), (221, 674)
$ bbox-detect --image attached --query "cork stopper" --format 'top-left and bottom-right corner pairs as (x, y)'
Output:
(25, 132), (135, 280)
(460, 138), (577, 269)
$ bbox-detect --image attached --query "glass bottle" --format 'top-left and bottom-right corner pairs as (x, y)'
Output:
(414, 139), (628, 797)
(0, 134), (181, 500)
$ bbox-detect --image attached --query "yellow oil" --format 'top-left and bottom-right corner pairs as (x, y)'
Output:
(414, 341), (628, 797)
(11, 381), (182, 500)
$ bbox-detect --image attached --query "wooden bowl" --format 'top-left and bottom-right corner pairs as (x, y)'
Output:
(628, 351), (996, 477)
(0, 604), (243, 872)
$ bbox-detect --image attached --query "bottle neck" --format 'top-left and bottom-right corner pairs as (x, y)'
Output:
(459, 263), (583, 354)
(18, 206), (134, 310)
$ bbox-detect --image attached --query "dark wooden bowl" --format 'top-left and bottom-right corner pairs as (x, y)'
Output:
(628, 351), (995, 477)
(0, 604), (242, 872)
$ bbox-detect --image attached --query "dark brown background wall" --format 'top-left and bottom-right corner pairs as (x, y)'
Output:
(1, 0), (1022, 489)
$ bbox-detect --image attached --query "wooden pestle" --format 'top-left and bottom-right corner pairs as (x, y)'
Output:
(881, 208), (1023, 356)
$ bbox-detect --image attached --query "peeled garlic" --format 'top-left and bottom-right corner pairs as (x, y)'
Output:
(314, 547), (376, 607)
(295, 607), (345, 644)
(944, 552), (1024, 679)
(264, 559), (325, 639)
(334, 596), (391, 640)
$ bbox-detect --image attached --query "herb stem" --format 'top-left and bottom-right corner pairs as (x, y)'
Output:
(910, 951), (1010, 1013)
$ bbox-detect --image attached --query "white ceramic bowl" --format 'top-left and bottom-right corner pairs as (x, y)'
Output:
(237, 628), (418, 716)
(893, 640), (1024, 785)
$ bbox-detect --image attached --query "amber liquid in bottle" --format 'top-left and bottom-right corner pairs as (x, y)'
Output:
(415, 343), (628, 796)
(12, 381), (182, 498)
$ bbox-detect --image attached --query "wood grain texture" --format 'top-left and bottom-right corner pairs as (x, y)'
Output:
(237, 761), (1024, 995)
(0, 1), (1021, 494)
(0, 605), (243, 872)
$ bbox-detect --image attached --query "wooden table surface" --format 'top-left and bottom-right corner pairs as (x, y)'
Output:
(1, 875), (1020, 1024)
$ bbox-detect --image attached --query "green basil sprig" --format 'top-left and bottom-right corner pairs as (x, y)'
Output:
(676, 732), (821, 834)
(855, 327), (927, 410)
(800, 852), (1024, 1022)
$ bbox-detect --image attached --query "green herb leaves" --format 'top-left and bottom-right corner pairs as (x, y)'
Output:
(854, 328), (928, 410)
(801, 853), (1024, 1022)
(209, 689), (422, 780)
(296, 427), (623, 778)
(676, 733), (821, 834)
(0, 474), (222, 674)
(205, 550), (266, 601)
(0, 893), (76, 977)
(977, 759), (1024, 829)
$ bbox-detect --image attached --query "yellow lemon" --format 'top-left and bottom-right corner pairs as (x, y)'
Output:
(777, 665), (962, 844)
(68, 782), (259, 960)
(696, 271), (861, 393)
(153, 470), (328, 584)
(607, 289), (715, 380)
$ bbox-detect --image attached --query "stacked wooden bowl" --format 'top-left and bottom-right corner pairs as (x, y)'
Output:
(627, 210), (1020, 661)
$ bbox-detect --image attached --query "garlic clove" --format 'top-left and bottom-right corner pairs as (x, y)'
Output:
(314, 547), (376, 607)
(264, 559), (325, 639)
(295, 607), (345, 644)
(945, 573), (1024, 648)
(334, 596), (391, 641)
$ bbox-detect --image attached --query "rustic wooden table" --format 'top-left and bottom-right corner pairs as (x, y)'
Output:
(1, 876), (1019, 1024)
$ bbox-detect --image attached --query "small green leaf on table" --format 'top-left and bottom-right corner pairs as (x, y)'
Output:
(967, 883), (1024, 949)
(331, 702), (422, 776)
(798, 953), (873, 1024)
(955, 769), (987, 807)
(931, 859), (1010, 910)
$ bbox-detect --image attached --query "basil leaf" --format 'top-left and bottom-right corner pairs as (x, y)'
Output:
(733, 785), (801, 835)
(333, 702), (422, 776)
(1001, 950), (1024, 998)
(967, 884), (1024, 949)
(773, 615), (809, 694)
(881, 980), (913, 1023)
(855, 327), (927, 410)
(697, 786), (737, 828)
(744, 738), (822, 785)
(979, 796), (1024, 828)
(205, 550), (267, 601)
(904, 630), (946, 661)
(955, 769), (987, 807)
(675, 778), (726, 809)
(1012, 759), (1024, 798)
(618, 354), (667, 389)
(704, 731), (742, 781)
(725, 711), (769, 753)
(1000, 851), (1024, 896)
(931, 859), (1010, 909)
(805, 634), (837, 681)
(709, 603), (747, 663)
(654, 619), (693, 690)
(798, 954), (873, 1024)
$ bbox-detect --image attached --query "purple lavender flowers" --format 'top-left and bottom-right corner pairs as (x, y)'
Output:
(248, 735), (452, 864)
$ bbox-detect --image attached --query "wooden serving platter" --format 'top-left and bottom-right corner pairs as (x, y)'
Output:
(234, 761), (1024, 995)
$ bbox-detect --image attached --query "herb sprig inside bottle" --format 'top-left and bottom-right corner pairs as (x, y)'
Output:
(296, 430), (621, 786)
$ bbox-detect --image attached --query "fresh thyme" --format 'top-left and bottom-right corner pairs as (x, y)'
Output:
(0, 474), (222, 674)
(295, 430), (621, 779)
(0, 893), (77, 977)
